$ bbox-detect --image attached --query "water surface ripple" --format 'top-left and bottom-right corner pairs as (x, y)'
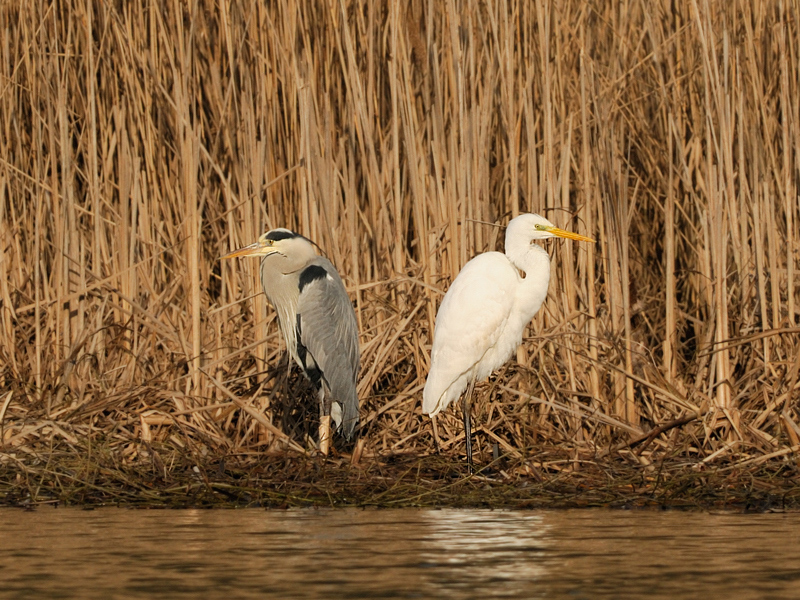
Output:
(1, 508), (798, 599)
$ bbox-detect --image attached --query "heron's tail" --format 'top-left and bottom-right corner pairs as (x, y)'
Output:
(338, 389), (359, 439)
(329, 378), (359, 440)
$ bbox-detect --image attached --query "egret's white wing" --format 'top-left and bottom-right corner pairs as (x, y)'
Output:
(422, 252), (519, 415)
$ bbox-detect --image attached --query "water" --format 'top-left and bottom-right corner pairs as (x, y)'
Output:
(1, 507), (799, 599)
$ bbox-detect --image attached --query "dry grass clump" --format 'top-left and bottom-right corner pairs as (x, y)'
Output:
(1, 0), (800, 507)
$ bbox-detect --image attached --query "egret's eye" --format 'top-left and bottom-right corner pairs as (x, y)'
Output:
(534, 224), (546, 231)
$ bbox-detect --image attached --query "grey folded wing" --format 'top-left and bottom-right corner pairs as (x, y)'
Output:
(295, 257), (360, 438)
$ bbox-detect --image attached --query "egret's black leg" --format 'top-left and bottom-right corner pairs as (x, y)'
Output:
(463, 376), (476, 473)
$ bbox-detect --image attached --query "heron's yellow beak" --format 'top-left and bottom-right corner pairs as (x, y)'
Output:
(545, 226), (595, 243)
(220, 240), (278, 259)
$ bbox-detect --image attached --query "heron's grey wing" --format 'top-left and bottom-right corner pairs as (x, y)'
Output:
(295, 257), (360, 438)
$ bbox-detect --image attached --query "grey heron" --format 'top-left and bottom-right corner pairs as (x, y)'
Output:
(223, 228), (360, 455)
(423, 213), (594, 469)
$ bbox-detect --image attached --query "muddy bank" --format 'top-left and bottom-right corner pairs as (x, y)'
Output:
(3, 445), (798, 511)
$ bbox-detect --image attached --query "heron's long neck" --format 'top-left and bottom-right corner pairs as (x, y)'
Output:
(260, 255), (300, 359)
(506, 240), (552, 324)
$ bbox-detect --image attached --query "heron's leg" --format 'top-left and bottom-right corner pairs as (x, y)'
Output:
(463, 375), (477, 472)
(319, 415), (331, 456)
(318, 388), (332, 456)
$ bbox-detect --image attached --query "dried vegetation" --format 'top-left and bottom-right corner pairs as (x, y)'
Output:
(1, 0), (800, 508)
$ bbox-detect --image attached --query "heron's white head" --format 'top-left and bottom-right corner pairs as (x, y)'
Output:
(507, 213), (595, 244)
(221, 228), (317, 269)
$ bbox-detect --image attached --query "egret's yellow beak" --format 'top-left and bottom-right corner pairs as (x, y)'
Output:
(545, 226), (595, 243)
(220, 240), (278, 259)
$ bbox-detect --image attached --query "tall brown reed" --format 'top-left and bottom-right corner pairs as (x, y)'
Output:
(0, 0), (798, 466)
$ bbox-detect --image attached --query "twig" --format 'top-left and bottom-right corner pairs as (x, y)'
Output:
(598, 412), (702, 458)
(203, 371), (307, 454)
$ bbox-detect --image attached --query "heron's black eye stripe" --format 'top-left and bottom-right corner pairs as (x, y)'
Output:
(265, 229), (298, 242)
(298, 265), (328, 293)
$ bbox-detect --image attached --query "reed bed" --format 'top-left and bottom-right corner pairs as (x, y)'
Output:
(1, 0), (799, 508)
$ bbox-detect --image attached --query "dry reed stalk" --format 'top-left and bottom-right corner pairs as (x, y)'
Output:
(779, 14), (795, 327)
(578, 34), (600, 406)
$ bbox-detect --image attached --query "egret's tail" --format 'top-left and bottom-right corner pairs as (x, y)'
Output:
(422, 376), (446, 416)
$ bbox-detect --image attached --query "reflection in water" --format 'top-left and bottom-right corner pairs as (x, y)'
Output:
(420, 509), (549, 597)
(0, 507), (799, 599)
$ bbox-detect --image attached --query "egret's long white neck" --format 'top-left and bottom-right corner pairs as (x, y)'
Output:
(505, 228), (535, 270)
(505, 236), (552, 326)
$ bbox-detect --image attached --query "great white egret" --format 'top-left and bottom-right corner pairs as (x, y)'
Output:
(223, 228), (360, 455)
(422, 213), (594, 468)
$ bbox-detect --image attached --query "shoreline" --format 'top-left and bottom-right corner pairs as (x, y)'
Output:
(3, 448), (798, 511)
